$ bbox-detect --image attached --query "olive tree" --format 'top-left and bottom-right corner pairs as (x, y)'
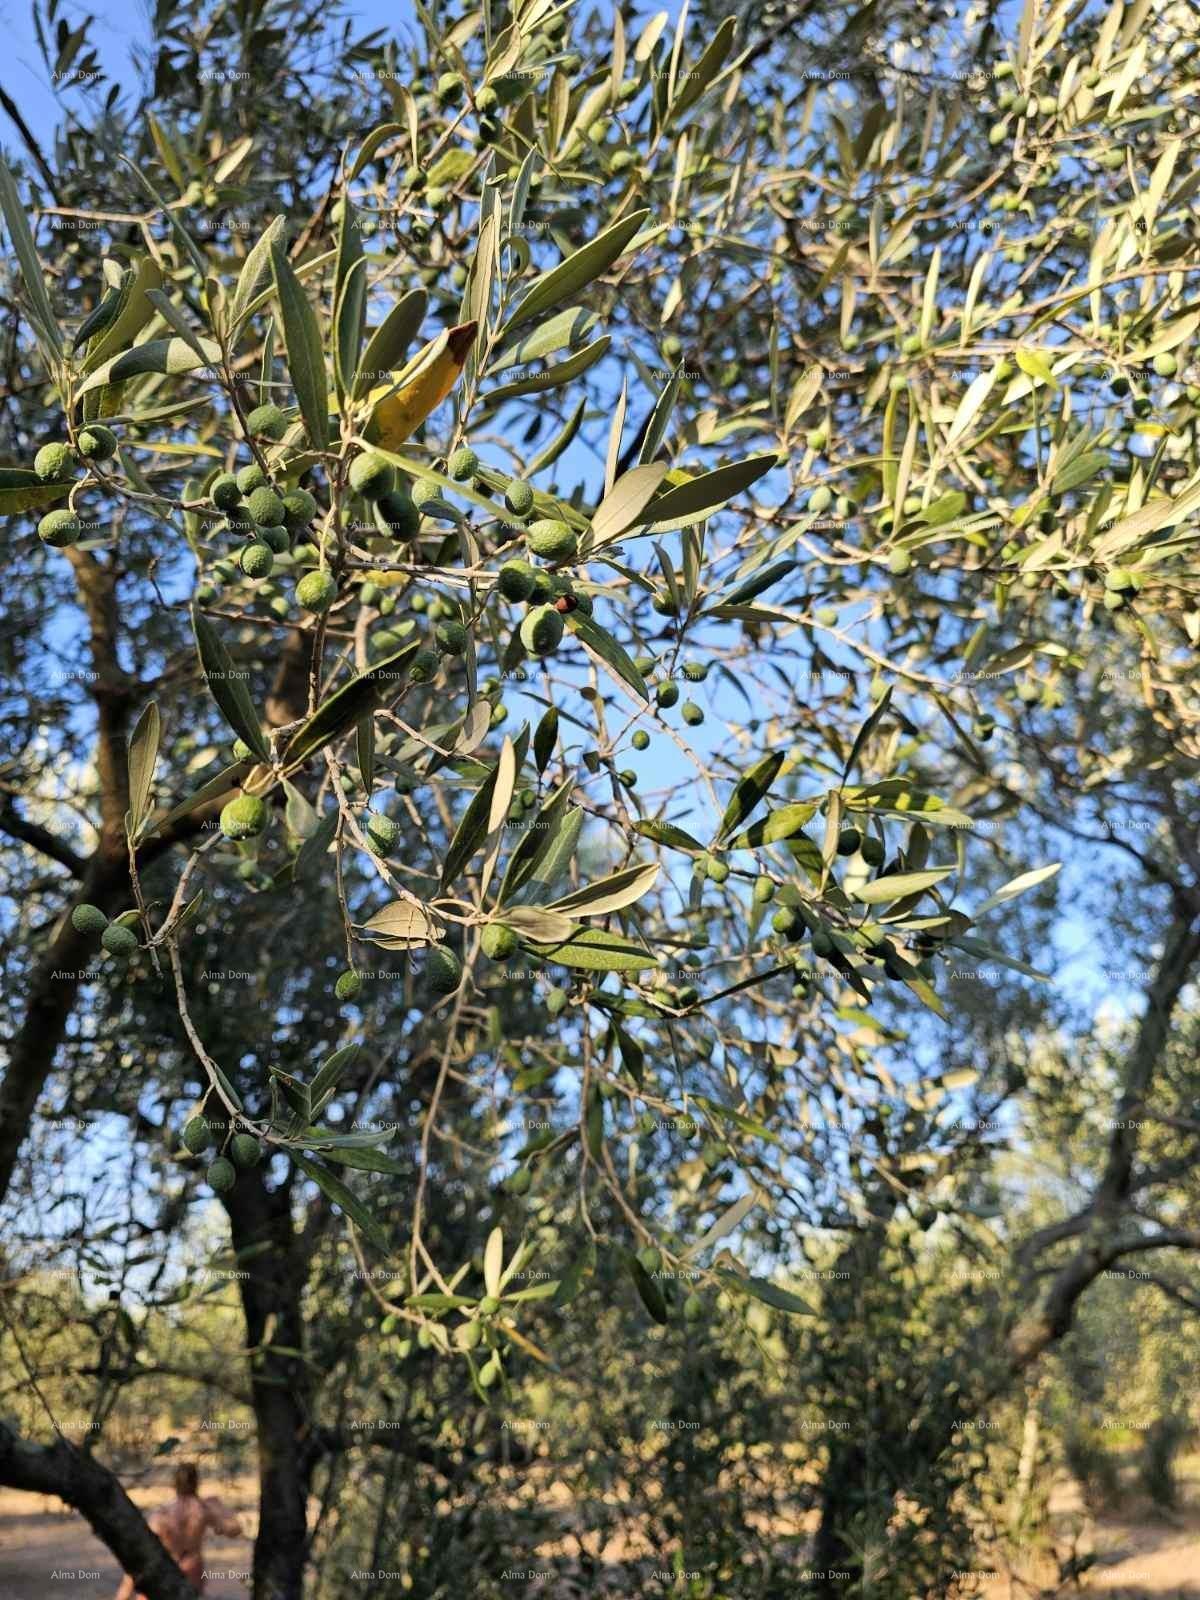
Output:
(3, 0), (1200, 1596)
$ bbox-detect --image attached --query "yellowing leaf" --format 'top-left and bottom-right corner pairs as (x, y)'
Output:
(366, 321), (478, 450)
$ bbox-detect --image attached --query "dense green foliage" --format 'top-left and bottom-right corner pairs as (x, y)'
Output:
(2, 0), (1200, 1596)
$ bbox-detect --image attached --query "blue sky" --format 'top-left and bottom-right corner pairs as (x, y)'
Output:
(1, 0), (688, 143)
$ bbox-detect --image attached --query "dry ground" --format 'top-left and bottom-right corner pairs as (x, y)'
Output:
(0, 1474), (257, 1599)
(2, 1464), (1199, 1596)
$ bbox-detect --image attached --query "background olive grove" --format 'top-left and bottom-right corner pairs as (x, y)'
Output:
(2, 0), (1200, 1596)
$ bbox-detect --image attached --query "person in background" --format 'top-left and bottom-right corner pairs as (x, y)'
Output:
(114, 1461), (243, 1598)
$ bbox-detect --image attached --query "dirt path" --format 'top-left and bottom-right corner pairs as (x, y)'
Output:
(4, 1479), (1200, 1596)
(0, 1480), (256, 1600)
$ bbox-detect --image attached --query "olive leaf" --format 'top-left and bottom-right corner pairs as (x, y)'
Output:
(291, 1152), (389, 1252)
(716, 752), (784, 844)
(333, 200), (366, 403)
(850, 867), (956, 904)
(281, 641), (420, 771)
(227, 216), (286, 336)
(0, 157), (62, 357)
(270, 238), (329, 450)
(565, 614), (649, 702)
(191, 610), (271, 762)
(310, 1043), (361, 1119)
(716, 1270), (813, 1316)
(625, 1251), (668, 1324)
(588, 462), (671, 547)
(515, 927), (656, 973)
(647, 452), (778, 527)
(481, 336), (611, 407)
(126, 701), (161, 839)
(441, 754), (503, 890)
(500, 209), (649, 336)
(0, 469), (73, 517)
(359, 900), (435, 945)
(75, 337), (222, 401)
(500, 906), (578, 942)
(533, 706), (558, 774)
(354, 289), (428, 401)
(548, 861), (659, 918)
(484, 1226), (504, 1298)
(499, 780), (575, 904)
(528, 396), (587, 474)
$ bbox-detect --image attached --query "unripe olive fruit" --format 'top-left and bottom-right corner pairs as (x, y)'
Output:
(434, 619), (468, 656)
(71, 903), (109, 935)
(545, 985), (567, 1015)
(504, 1167), (532, 1195)
(888, 549), (913, 576)
(497, 559), (537, 602)
(837, 826), (862, 856)
(520, 604), (564, 656)
(365, 813), (399, 857)
(230, 1133), (263, 1169)
(349, 453), (395, 499)
(479, 1356), (501, 1388)
(681, 700), (704, 726)
(427, 945), (463, 994)
(245, 403), (287, 440)
(34, 442), (76, 481)
(236, 463), (268, 494)
(240, 542), (274, 579)
(449, 446), (478, 480)
(1154, 352), (1179, 378)
(375, 491), (421, 540)
(861, 835), (885, 867)
(182, 1116), (212, 1155)
(806, 426), (828, 451)
(101, 923), (138, 957)
(504, 479), (534, 517)
(296, 570), (338, 613)
(211, 473), (242, 511)
(207, 1157), (237, 1194)
(220, 794), (268, 839)
(527, 519), (577, 561)
(335, 969), (363, 1000)
(77, 423), (117, 461)
(808, 485), (833, 514)
(409, 647), (439, 682)
(246, 485), (284, 527)
(771, 906), (800, 937)
(38, 509), (83, 548)
(481, 923), (518, 960)
(282, 488), (317, 525)
(656, 681), (679, 708)
(631, 729), (650, 751)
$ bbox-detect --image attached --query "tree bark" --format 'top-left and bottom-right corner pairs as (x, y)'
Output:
(0, 1423), (194, 1600)
(224, 1167), (313, 1600)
